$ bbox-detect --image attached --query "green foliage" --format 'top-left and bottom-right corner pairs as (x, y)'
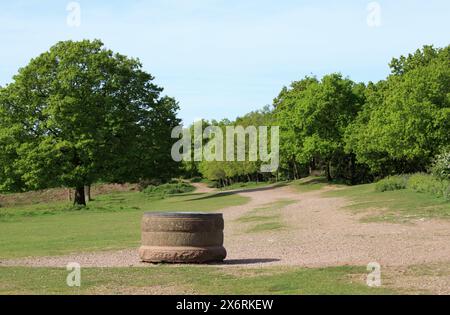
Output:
(2, 41), (449, 202)
(0, 40), (180, 203)
(431, 149), (450, 180)
(142, 182), (195, 199)
(198, 108), (275, 187)
(375, 173), (450, 201)
(190, 177), (203, 183)
(407, 173), (450, 201)
(346, 45), (450, 176)
(375, 175), (409, 192)
(272, 45), (449, 184)
(274, 74), (365, 182)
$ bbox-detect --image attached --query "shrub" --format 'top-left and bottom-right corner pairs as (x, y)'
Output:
(431, 150), (450, 181)
(407, 173), (450, 201)
(376, 173), (450, 201)
(138, 179), (162, 191)
(444, 185), (450, 201)
(375, 175), (409, 192)
(142, 182), (195, 199)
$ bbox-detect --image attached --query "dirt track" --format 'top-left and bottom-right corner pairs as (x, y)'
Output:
(3, 183), (449, 269)
(3, 183), (450, 293)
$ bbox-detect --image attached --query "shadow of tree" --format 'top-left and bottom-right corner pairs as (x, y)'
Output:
(296, 177), (328, 187)
(185, 183), (287, 201)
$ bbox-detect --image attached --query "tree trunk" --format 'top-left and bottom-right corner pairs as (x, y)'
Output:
(67, 189), (72, 202)
(293, 162), (299, 180)
(326, 161), (332, 182)
(309, 158), (316, 176)
(85, 185), (92, 202)
(350, 154), (356, 185)
(74, 186), (86, 206)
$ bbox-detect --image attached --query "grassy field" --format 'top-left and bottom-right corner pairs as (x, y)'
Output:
(323, 183), (450, 223)
(0, 265), (394, 295)
(0, 191), (249, 259)
(1, 178), (448, 295)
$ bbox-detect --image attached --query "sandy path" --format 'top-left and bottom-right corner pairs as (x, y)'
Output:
(2, 184), (450, 273)
(225, 187), (450, 269)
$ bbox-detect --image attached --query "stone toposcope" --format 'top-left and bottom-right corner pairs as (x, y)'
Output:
(139, 212), (227, 263)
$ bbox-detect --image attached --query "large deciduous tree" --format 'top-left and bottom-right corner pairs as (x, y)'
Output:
(274, 74), (365, 182)
(0, 40), (180, 205)
(345, 45), (450, 176)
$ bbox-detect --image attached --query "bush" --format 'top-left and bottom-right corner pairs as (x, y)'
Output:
(375, 175), (409, 192)
(138, 179), (162, 191)
(431, 150), (450, 181)
(142, 182), (195, 199)
(376, 173), (450, 201)
(407, 173), (450, 201)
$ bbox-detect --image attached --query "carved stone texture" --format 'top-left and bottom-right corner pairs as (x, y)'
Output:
(139, 212), (227, 263)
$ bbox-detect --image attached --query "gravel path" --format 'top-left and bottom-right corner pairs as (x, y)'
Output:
(2, 184), (450, 273)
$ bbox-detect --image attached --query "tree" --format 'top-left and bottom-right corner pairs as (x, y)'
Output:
(346, 45), (450, 176)
(0, 40), (180, 205)
(275, 74), (364, 182)
(274, 77), (318, 179)
(431, 148), (450, 181)
(197, 108), (275, 186)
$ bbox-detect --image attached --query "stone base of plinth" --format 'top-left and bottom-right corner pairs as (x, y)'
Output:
(139, 245), (227, 263)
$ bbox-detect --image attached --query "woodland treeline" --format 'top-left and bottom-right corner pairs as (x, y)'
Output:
(194, 45), (450, 186)
(0, 41), (448, 204)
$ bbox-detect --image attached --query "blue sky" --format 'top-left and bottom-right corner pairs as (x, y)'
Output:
(1, 0), (449, 123)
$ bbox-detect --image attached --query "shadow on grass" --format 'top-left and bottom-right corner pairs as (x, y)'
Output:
(296, 177), (329, 186)
(175, 192), (208, 198)
(186, 183), (288, 201)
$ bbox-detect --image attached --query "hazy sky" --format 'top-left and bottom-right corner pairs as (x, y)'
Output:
(1, 0), (449, 123)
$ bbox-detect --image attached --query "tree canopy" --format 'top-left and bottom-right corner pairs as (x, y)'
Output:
(1, 41), (448, 195)
(274, 74), (365, 182)
(346, 45), (450, 176)
(0, 40), (180, 205)
(195, 45), (449, 187)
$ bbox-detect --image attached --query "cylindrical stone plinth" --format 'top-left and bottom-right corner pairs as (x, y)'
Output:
(139, 212), (227, 263)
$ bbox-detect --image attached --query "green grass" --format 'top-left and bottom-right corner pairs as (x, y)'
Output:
(247, 222), (285, 233)
(219, 181), (279, 191)
(0, 265), (394, 295)
(323, 183), (450, 223)
(238, 215), (280, 223)
(142, 182), (196, 198)
(236, 199), (296, 233)
(291, 177), (330, 192)
(0, 191), (249, 259)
